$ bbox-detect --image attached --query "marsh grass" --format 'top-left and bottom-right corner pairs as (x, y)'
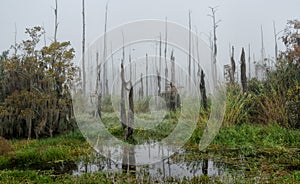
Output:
(0, 131), (91, 171)
(1, 109), (299, 184)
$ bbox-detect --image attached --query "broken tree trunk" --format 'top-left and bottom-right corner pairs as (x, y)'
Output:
(171, 50), (175, 84)
(240, 48), (247, 93)
(96, 52), (102, 118)
(139, 73), (144, 99)
(200, 70), (208, 110)
(120, 63), (127, 140)
(127, 82), (134, 141)
(230, 46), (236, 84)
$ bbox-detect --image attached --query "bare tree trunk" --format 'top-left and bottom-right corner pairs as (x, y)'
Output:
(241, 48), (247, 93)
(273, 21), (278, 63)
(209, 7), (220, 87)
(188, 11), (192, 90)
(139, 73), (144, 99)
(82, 0), (86, 95)
(127, 83), (134, 141)
(164, 18), (168, 92)
(171, 50), (175, 84)
(146, 54), (148, 97)
(230, 46), (236, 84)
(159, 33), (162, 94)
(129, 54), (132, 82)
(103, 2), (109, 95)
(121, 63), (127, 140)
(120, 32), (128, 140)
(54, 0), (58, 42)
(261, 25), (265, 64)
(14, 23), (17, 56)
(96, 52), (102, 118)
(248, 44), (251, 79)
(200, 70), (207, 110)
(157, 71), (161, 96)
(111, 42), (114, 92)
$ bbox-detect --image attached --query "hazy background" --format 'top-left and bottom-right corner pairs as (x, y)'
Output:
(1, 0), (299, 66)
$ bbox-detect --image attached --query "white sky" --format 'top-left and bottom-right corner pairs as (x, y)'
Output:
(1, 0), (299, 66)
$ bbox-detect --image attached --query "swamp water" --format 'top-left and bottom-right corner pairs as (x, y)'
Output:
(69, 148), (243, 182)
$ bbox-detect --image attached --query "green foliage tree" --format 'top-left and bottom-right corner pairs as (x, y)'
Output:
(0, 26), (78, 139)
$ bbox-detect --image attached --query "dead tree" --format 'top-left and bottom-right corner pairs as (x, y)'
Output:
(127, 82), (134, 141)
(96, 52), (102, 118)
(103, 2), (109, 95)
(200, 70), (208, 110)
(164, 18), (168, 91)
(139, 73), (144, 99)
(248, 44), (251, 79)
(158, 33), (162, 94)
(121, 63), (135, 140)
(121, 63), (128, 140)
(14, 23), (17, 56)
(240, 48), (247, 93)
(171, 50), (175, 84)
(230, 46), (236, 84)
(208, 6), (221, 86)
(120, 33), (135, 141)
(146, 54), (148, 97)
(273, 21), (278, 63)
(188, 11), (192, 88)
(82, 0), (86, 95)
(54, 0), (58, 42)
(120, 32), (127, 140)
(157, 70), (161, 96)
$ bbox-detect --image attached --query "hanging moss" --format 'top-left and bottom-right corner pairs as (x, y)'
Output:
(0, 27), (78, 139)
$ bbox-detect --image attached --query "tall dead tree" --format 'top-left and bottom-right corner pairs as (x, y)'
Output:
(230, 46), (236, 84)
(208, 6), (221, 86)
(273, 21), (278, 63)
(96, 52), (102, 118)
(188, 11), (192, 90)
(164, 18), (168, 91)
(158, 33), (162, 95)
(146, 54), (148, 97)
(248, 44), (251, 79)
(119, 33), (134, 141)
(14, 23), (17, 56)
(103, 2), (109, 95)
(195, 28), (202, 93)
(54, 0), (58, 42)
(120, 33), (127, 140)
(82, 0), (86, 95)
(121, 62), (128, 140)
(157, 71), (161, 96)
(240, 48), (247, 93)
(171, 49), (175, 84)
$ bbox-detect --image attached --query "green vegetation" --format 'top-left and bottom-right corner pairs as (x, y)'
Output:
(0, 124), (299, 183)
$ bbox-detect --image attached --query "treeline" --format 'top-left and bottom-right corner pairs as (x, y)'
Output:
(224, 20), (300, 129)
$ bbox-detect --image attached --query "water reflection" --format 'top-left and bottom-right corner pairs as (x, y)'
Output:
(73, 148), (229, 181)
(122, 145), (136, 175)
